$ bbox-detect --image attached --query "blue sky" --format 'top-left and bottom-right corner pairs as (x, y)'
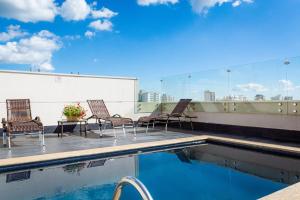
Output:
(0, 0), (300, 98)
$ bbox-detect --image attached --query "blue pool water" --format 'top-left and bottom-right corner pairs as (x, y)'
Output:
(30, 145), (288, 200)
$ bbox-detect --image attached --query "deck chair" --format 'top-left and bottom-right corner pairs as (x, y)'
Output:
(87, 100), (136, 138)
(1, 99), (45, 149)
(137, 104), (162, 133)
(155, 99), (196, 131)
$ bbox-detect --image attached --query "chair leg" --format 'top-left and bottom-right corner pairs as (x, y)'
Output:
(178, 117), (182, 128)
(190, 118), (194, 131)
(133, 124), (136, 137)
(41, 128), (45, 146)
(103, 121), (107, 131)
(2, 131), (7, 146)
(165, 121), (168, 132)
(113, 127), (117, 138)
(8, 134), (11, 149)
(146, 122), (149, 134)
(98, 119), (103, 137)
(122, 125), (126, 136)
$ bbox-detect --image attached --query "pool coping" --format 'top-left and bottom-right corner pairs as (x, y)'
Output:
(259, 182), (300, 200)
(0, 136), (207, 171)
(2, 135), (300, 169)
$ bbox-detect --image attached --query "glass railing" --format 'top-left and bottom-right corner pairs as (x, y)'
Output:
(137, 56), (300, 115)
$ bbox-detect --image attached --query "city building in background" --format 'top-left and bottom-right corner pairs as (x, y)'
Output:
(138, 90), (161, 102)
(204, 90), (216, 102)
(161, 93), (175, 102)
(255, 94), (265, 101)
(220, 95), (247, 102)
(271, 95), (282, 101)
(284, 96), (293, 101)
(138, 90), (175, 102)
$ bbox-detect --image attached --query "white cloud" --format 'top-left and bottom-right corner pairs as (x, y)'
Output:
(279, 80), (300, 91)
(0, 25), (28, 42)
(64, 35), (81, 40)
(89, 20), (113, 31)
(84, 31), (95, 39)
(0, 0), (57, 22)
(137, 0), (178, 6)
(190, 0), (229, 14)
(0, 30), (61, 71)
(91, 7), (118, 19)
(60, 0), (91, 21)
(189, 0), (254, 14)
(236, 83), (268, 92)
(232, 0), (241, 7)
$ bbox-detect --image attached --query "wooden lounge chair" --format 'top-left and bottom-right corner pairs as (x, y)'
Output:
(1, 99), (45, 149)
(155, 99), (196, 131)
(87, 100), (136, 138)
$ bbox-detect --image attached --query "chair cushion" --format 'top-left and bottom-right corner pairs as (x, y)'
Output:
(8, 121), (43, 133)
(106, 117), (133, 127)
(138, 116), (156, 123)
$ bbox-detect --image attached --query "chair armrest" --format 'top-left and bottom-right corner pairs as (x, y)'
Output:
(112, 114), (122, 118)
(120, 117), (134, 125)
(2, 118), (7, 128)
(87, 115), (97, 120)
(170, 113), (183, 117)
(33, 116), (43, 126)
(159, 113), (170, 117)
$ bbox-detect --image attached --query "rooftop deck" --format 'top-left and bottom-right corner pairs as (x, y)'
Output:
(2, 127), (300, 167)
(0, 128), (194, 160)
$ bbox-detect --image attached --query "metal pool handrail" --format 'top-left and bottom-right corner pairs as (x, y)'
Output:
(112, 176), (154, 200)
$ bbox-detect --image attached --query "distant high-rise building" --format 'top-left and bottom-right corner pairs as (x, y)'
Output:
(161, 93), (174, 102)
(221, 95), (247, 101)
(255, 94), (265, 101)
(271, 95), (282, 101)
(139, 90), (161, 102)
(284, 96), (293, 101)
(204, 90), (215, 101)
(138, 90), (144, 102)
(236, 95), (247, 101)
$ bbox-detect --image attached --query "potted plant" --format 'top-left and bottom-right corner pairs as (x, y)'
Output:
(63, 103), (86, 121)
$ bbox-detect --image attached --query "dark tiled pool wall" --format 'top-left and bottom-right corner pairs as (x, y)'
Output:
(165, 121), (300, 143)
(190, 144), (300, 184)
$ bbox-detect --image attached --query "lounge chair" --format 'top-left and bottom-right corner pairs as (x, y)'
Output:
(87, 100), (136, 138)
(155, 99), (196, 131)
(137, 104), (162, 133)
(1, 99), (45, 149)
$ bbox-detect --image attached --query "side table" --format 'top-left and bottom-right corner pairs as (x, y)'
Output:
(57, 119), (88, 137)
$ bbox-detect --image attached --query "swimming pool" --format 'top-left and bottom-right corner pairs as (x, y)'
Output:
(1, 143), (299, 200)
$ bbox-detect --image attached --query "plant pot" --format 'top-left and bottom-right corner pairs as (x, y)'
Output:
(66, 116), (80, 122)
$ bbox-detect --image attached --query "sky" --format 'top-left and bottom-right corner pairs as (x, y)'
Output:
(0, 0), (300, 99)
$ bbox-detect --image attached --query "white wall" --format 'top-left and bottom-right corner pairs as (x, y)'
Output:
(0, 70), (139, 126)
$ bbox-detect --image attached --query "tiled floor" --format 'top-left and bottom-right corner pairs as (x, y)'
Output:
(0, 127), (194, 159)
(2, 126), (300, 161)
